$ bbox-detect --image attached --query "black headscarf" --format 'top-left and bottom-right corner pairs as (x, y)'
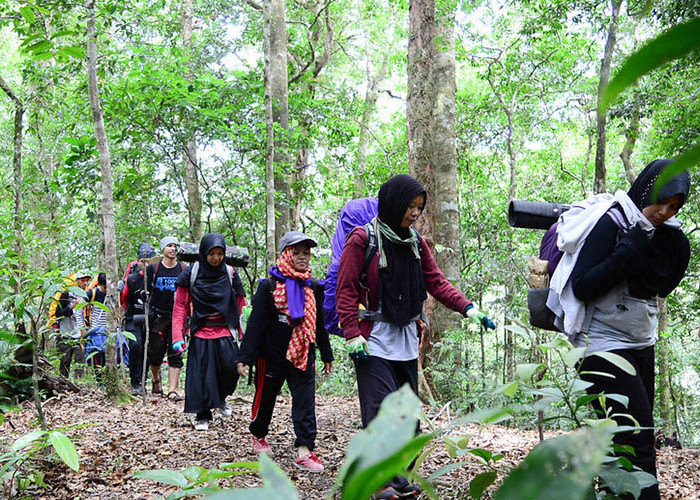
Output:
(376, 174), (428, 325)
(177, 233), (239, 332)
(626, 159), (691, 298)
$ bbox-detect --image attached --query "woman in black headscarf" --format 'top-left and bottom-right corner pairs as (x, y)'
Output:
(336, 174), (496, 500)
(571, 159), (691, 500)
(172, 233), (246, 431)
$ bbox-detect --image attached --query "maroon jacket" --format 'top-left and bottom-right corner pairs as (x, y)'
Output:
(336, 227), (472, 341)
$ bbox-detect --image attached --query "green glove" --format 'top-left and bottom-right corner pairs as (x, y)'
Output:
(465, 305), (496, 330)
(346, 335), (370, 361)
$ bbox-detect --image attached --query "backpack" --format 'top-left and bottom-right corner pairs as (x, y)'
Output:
(527, 206), (627, 331)
(323, 198), (378, 337)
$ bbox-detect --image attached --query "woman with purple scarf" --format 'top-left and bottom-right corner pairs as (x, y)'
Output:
(237, 230), (333, 472)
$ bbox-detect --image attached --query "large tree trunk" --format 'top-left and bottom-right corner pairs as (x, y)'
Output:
(407, 0), (436, 368)
(407, 0), (461, 368)
(181, 0), (202, 241)
(86, 0), (127, 401)
(657, 299), (674, 434)
(267, 0), (292, 238)
(593, 0), (622, 194)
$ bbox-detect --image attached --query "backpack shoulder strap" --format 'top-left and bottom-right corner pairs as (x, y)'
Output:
(226, 265), (234, 287)
(189, 261), (200, 289)
(179, 262), (186, 272)
(151, 261), (161, 289)
(361, 223), (377, 283)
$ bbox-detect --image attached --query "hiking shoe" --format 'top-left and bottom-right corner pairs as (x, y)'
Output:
(370, 487), (400, 500)
(130, 385), (143, 396)
(397, 483), (422, 498)
(218, 402), (232, 417)
(294, 452), (324, 473)
(251, 436), (271, 453)
(194, 419), (210, 431)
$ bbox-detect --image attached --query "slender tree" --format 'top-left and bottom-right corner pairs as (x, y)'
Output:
(593, 0), (622, 193)
(86, 0), (127, 400)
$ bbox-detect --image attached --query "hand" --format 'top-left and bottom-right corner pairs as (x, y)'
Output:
(346, 336), (369, 361)
(465, 305), (496, 330)
(237, 362), (248, 377)
(323, 362), (333, 376)
(172, 340), (186, 353)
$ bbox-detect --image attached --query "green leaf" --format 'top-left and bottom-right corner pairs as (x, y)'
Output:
(427, 461), (469, 481)
(27, 39), (51, 54)
(259, 453), (298, 499)
(48, 431), (79, 472)
(564, 347), (586, 368)
(470, 471), (498, 499)
(133, 469), (189, 487)
(588, 352), (636, 376)
(443, 435), (471, 459)
(341, 434), (433, 500)
(11, 430), (46, 451)
(653, 143), (700, 201)
(515, 363), (541, 381)
(496, 381), (519, 398)
(597, 464), (653, 498)
(493, 426), (614, 500)
(601, 18), (700, 111)
(467, 448), (494, 463)
(58, 46), (85, 59)
(19, 6), (35, 23)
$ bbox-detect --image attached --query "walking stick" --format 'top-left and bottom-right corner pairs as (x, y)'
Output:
(140, 260), (155, 404)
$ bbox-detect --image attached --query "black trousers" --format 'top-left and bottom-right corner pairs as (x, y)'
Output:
(580, 346), (659, 500)
(249, 356), (317, 450)
(125, 319), (146, 387)
(57, 338), (85, 378)
(354, 355), (419, 491)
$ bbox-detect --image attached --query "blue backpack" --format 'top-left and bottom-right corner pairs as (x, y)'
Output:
(323, 198), (378, 337)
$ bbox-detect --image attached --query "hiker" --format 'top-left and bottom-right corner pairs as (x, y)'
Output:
(145, 237), (186, 399)
(237, 230), (333, 473)
(84, 273), (108, 382)
(54, 270), (92, 378)
(568, 160), (690, 500)
(121, 243), (156, 395)
(335, 174), (496, 499)
(171, 233), (246, 431)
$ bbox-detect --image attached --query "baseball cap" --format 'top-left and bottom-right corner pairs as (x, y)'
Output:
(278, 231), (317, 253)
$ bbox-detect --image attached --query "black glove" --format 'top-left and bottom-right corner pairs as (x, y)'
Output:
(615, 226), (651, 271)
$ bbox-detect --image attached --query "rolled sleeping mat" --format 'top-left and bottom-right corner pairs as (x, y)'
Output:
(508, 200), (571, 230)
(177, 242), (250, 267)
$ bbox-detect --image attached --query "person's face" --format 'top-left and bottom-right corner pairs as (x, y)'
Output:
(163, 243), (178, 258)
(290, 244), (311, 272)
(77, 277), (91, 289)
(138, 258), (150, 271)
(207, 247), (225, 267)
(401, 195), (425, 228)
(642, 193), (684, 227)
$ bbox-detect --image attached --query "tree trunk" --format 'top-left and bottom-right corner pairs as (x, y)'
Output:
(356, 54), (388, 196)
(593, 0), (622, 194)
(0, 75), (24, 302)
(267, 0), (292, 237)
(620, 105), (640, 185)
(408, 0), (461, 367)
(408, 0), (436, 367)
(86, 0), (127, 401)
(181, 0), (202, 241)
(657, 299), (674, 434)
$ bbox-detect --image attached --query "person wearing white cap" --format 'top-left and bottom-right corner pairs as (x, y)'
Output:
(144, 236), (186, 398)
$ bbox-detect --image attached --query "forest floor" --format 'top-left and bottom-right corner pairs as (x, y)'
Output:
(2, 388), (700, 500)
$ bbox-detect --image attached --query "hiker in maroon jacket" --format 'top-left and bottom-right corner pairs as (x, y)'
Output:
(336, 174), (495, 500)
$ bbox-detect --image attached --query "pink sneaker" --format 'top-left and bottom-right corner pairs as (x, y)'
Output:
(295, 452), (324, 472)
(251, 436), (272, 453)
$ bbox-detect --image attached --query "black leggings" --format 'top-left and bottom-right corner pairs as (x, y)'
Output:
(580, 346), (659, 500)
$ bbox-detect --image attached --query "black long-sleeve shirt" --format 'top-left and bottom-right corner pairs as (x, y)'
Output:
(239, 278), (333, 368)
(571, 214), (689, 302)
